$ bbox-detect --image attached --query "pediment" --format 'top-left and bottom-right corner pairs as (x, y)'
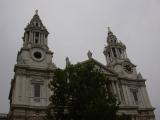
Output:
(79, 58), (118, 76)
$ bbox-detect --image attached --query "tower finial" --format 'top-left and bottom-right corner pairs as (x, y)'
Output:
(35, 9), (38, 15)
(108, 26), (111, 32)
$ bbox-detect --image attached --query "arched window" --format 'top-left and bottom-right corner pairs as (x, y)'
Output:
(36, 22), (38, 27)
(35, 32), (39, 44)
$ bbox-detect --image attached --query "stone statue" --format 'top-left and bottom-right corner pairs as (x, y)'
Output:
(87, 50), (92, 59)
(66, 56), (71, 66)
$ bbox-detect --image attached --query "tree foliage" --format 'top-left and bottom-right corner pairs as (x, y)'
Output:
(48, 60), (130, 120)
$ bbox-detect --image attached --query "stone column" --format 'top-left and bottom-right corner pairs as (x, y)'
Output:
(22, 76), (27, 103)
(140, 87), (148, 106)
(43, 33), (46, 45)
(31, 32), (33, 43)
(115, 48), (119, 58)
(33, 32), (35, 43)
(25, 76), (29, 105)
(138, 88), (145, 106)
(125, 86), (131, 104)
(29, 31), (31, 43)
(24, 33), (27, 44)
(31, 31), (33, 43)
(106, 56), (109, 64)
(111, 81), (116, 95)
(41, 33), (43, 44)
(118, 49), (121, 58)
(19, 76), (23, 102)
(124, 51), (128, 58)
(143, 87), (151, 107)
(46, 35), (48, 45)
(115, 82), (122, 102)
(122, 85), (128, 104)
(41, 33), (43, 45)
(110, 49), (114, 60)
(122, 50), (125, 58)
(39, 33), (41, 44)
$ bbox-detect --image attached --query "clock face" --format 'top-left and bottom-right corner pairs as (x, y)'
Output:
(123, 62), (133, 73)
(31, 48), (45, 61)
(33, 51), (42, 59)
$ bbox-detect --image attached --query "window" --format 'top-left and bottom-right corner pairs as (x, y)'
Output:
(35, 39), (38, 44)
(34, 84), (40, 97)
(132, 91), (138, 103)
(119, 48), (122, 54)
(36, 22), (38, 27)
(27, 31), (30, 41)
(108, 51), (111, 57)
(35, 32), (39, 44)
(36, 32), (39, 37)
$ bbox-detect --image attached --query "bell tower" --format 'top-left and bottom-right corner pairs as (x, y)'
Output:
(103, 28), (155, 119)
(23, 10), (49, 50)
(8, 10), (55, 120)
(103, 27), (137, 79)
(103, 27), (128, 65)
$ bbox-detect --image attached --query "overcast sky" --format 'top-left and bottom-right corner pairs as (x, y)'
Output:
(0, 0), (160, 119)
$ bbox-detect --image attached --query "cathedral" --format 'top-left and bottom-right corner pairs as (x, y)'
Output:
(8, 11), (155, 120)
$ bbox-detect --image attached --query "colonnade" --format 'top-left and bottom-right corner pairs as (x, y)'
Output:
(24, 31), (48, 46)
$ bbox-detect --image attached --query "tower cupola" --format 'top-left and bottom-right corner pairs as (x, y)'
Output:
(23, 10), (49, 50)
(103, 27), (128, 65)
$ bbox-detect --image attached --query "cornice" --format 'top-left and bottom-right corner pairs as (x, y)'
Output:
(11, 104), (48, 110)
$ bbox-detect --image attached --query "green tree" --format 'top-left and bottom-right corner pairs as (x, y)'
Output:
(47, 60), (130, 120)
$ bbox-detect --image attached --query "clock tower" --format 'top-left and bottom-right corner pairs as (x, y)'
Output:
(103, 28), (155, 119)
(103, 27), (137, 79)
(8, 10), (56, 120)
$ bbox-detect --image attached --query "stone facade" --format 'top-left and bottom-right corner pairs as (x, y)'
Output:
(8, 11), (155, 120)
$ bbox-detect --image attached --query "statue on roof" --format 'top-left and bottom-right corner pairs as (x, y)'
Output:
(87, 50), (92, 59)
